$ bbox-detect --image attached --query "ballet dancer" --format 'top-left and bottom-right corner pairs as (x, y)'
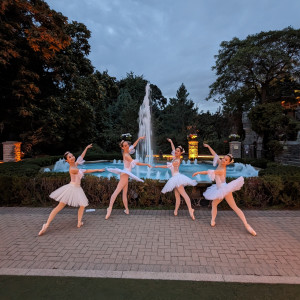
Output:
(105, 136), (152, 219)
(154, 138), (197, 220)
(193, 143), (256, 236)
(38, 144), (105, 236)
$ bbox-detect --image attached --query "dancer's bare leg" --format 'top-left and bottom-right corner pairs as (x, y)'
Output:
(105, 175), (128, 219)
(77, 206), (85, 228)
(174, 188), (181, 216)
(38, 202), (66, 236)
(225, 193), (256, 236)
(177, 186), (195, 220)
(211, 198), (223, 227)
(122, 183), (129, 214)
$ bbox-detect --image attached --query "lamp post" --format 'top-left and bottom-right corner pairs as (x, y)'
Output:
(187, 134), (198, 159)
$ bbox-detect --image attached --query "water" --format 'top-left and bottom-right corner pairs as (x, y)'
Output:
(49, 160), (258, 181)
(136, 83), (153, 166)
(53, 159), (69, 172)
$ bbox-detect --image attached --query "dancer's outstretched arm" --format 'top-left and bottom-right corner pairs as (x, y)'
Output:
(80, 144), (93, 159)
(125, 153), (151, 168)
(136, 162), (152, 168)
(167, 138), (175, 152)
(84, 169), (105, 173)
(132, 136), (146, 148)
(154, 165), (168, 169)
(203, 144), (217, 157)
(193, 170), (224, 177)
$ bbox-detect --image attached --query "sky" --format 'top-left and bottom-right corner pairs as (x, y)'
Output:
(46, 0), (300, 112)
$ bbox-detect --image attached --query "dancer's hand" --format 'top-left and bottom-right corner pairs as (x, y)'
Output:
(146, 164), (152, 168)
(98, 169), (105, 172)
(86, 144), (93, 149)
(167, 138), (172, 143)
(139, 136), (146, 140)
(203, 143), (209, 148)
(192, 172), (199, 177)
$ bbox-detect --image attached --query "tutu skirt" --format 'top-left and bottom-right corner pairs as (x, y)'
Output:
(106, 168), (144, 182)
(203, 176), (244, 200)
(162, 173), (197, 193)
(49, 183), (89, 207)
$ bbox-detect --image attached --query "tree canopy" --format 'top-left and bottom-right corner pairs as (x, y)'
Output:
(208, 27), (300, 105)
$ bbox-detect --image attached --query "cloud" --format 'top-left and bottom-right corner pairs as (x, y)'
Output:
(47, 0), (300, 112)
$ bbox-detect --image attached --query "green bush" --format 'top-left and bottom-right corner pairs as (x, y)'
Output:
(0, 173), (299, 208)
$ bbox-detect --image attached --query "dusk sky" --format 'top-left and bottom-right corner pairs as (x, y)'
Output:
(47, 0), (300, 112)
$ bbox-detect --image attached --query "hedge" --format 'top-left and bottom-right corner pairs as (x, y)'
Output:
(0, 174), (299, 209)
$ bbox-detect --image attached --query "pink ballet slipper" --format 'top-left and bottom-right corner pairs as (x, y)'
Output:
(38, 224), (48, 236)
(189, 209), (195, 221)
(211, 220), (216, 227)
(245, 224), (256, 236)
(174, 210), (178, 216)
(124, 209), (129, 215)
(77, 221), (84, 228)
(105, 207), (112, 220)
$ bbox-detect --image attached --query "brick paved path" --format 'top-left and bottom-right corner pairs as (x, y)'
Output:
(0, 207), (299, 283)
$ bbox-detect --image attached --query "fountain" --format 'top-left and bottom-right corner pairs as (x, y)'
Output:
(53, 159), (69, 172)
(136, 83), (153, 166)
(113, 159), (116, 164)
(146, 167), (151, 178)
(194, 159), (198, 164)
(228, 163), (258, 177)
(155, 171), (161, 180)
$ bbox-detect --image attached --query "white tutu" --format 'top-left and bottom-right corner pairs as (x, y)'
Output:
(162, 173), (197, 193)
(106, 168), (144, 182)
(203, 176), (244, 200)
(49, 183), (89, 207)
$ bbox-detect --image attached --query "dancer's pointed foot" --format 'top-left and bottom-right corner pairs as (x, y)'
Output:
(38, 223), (48, 236)
(189, 209), (195, 220)
(124, 209), (129, 215)
(174, 210), (178, 216)
(245, 224), (256, 236)
(211, 220), (216, 227)
(105, 207), (112, 220)
(77, 221), (84, 228)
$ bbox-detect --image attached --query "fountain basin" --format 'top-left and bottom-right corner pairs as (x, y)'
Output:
(49, 160), (258, 181)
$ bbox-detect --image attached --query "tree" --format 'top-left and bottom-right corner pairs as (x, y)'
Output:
(159, 83), (197, 152)
(0, 0), (71, 144)
(248, 102), (299, 159)
(208, 27), (300, 105)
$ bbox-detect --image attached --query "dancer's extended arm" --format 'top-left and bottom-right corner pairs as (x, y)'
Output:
(193, 170), (224, 177)
(132, 136), (146, 148)
(203, 144), (217, 157)
(167, 138), (175, 152)
(84, 169), (105, 173)
(80, 144), (93, 159)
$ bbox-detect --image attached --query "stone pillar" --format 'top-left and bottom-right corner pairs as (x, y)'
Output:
(229, 141), (241, 158)
(2, 141), (22, 162)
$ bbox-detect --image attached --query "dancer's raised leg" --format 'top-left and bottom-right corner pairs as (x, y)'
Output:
(211, 198), (223, 227)
(122, 182), (129, 214)
(105, 175), (128, 219)
(38, 202), (66, 235)
(174, 188), (181, 216)
(177, 186), (195, 220)
(225, 193), (256, 236)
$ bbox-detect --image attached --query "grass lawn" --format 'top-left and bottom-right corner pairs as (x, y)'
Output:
(0, 275), (299, 300)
